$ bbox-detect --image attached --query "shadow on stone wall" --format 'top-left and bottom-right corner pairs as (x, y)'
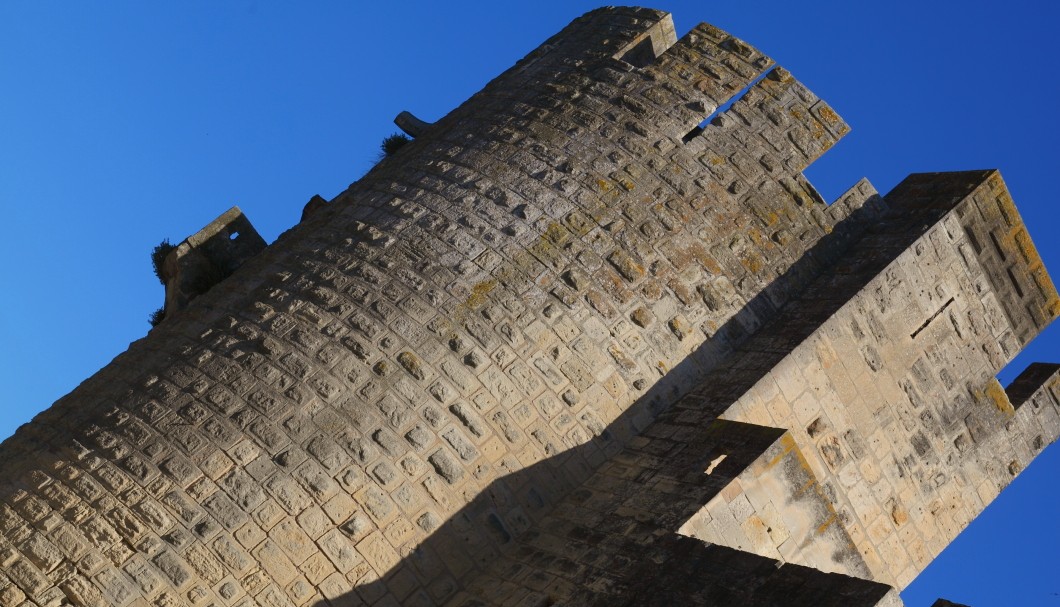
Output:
(324, 196), (916, 605)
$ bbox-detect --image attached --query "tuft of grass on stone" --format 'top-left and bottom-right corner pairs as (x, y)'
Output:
(151, 239), (175, 285)
(380, 133), (411, 158)
(148, 307), (165, 327)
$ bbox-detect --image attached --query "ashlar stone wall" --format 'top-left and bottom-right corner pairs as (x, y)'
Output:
(0, 7), (1054, 607)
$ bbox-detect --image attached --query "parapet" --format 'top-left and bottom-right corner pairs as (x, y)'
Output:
(0, 7), (1054, 607)
(160, 206), (266, 318)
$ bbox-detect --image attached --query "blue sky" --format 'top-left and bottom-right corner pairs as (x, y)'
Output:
(1, 2), (1058, 605)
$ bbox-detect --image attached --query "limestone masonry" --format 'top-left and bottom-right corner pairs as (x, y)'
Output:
(2, 7), (1057, 607)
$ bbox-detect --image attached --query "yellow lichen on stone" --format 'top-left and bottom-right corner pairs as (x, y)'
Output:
(983, 379), (1015, 416)
(771, 66), (794, 82)
(1013, 228), (1036, 265)
(747, 228), (767, 247)
(816, 513), (838, 535)
(994, 190), (1018, 227)
(811, 122), (826, 140)
(762, 433), (797, 470)
(742, 253), (764, 274)
(1009, 225), (1060, 319)
(542, 221), (568, 245)
(697, 321), (718, 341)
(465, 279), (497, 310)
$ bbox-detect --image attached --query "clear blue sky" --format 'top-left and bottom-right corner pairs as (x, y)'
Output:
(2, 2), (1058, 605)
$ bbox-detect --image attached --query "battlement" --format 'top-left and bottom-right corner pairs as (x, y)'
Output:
(1005, 362), (1060, 408)
(707, 169), (1059, 588)
(160, 206), (267, 319)
(0, 8), (1054, 607)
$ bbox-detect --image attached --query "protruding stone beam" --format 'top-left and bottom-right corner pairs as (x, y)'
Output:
(394, 110), (433, 138)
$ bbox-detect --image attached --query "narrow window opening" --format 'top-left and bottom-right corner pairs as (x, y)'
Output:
(910, 297), (955, 339)
(229, 231), (240, 240)
(682, 69), (773, 143)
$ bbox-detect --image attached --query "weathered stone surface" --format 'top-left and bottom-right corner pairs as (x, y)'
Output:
(0, 7), (1055, 607)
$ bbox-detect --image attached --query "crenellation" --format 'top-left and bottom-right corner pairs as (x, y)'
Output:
(0, 7), (1056, 607)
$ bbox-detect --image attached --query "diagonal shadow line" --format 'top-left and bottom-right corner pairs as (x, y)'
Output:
(329, 177), (978, 606)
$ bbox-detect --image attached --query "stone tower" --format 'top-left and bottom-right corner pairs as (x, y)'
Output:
(0, 7), (1055, 607)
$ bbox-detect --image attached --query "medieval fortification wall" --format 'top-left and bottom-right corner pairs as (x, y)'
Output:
(0, 7), (1056, 607)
